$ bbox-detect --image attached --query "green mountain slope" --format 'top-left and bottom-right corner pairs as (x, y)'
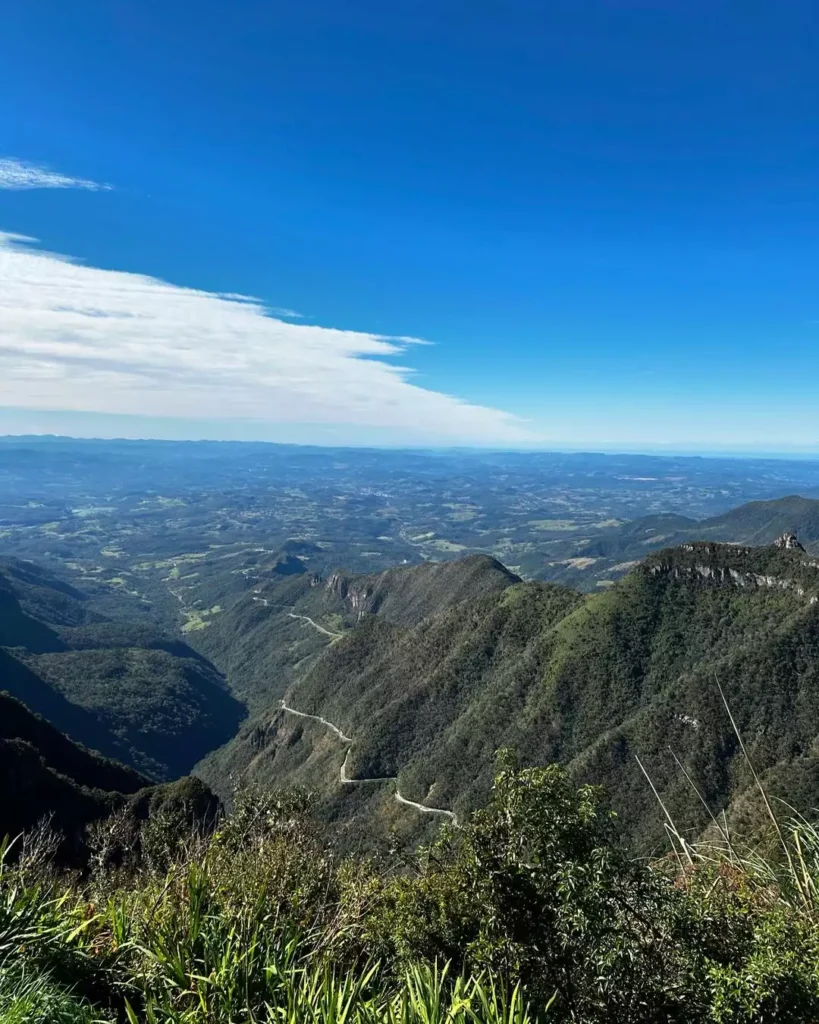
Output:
(0, 690), (145, 794)
(0, 558), (244, 779)
(200, 540), (819, 852)
(0, 689), (145, 859)
(192, 553), (517, 709)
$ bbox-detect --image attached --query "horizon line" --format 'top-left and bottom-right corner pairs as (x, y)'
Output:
(2, 431), (819, 462)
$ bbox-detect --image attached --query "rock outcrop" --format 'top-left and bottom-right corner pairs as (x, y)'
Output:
(325, 572), (374, 616)
(774, 532), (806, 553)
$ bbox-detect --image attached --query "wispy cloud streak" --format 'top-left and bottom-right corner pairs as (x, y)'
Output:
(0, 157), (112, 191)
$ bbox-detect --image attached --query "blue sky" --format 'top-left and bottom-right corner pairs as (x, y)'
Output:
(1, 0), (818, 449)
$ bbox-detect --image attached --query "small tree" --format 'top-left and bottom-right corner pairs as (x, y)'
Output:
(367, 752), (702, 1022)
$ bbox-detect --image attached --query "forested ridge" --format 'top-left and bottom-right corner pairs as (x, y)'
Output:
(201, 540), (819, 854)
(0, 557), (244, 778)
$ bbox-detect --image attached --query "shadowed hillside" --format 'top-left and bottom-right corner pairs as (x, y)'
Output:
(1, 690), (221, 865)
(0, 690), (144, 860)
(0, 558), (244, 779)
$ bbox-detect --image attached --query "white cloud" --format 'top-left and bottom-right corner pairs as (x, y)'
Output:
(268, 306), (304, 319)
(0, 232), (530, 444)
(0, 157), (111, 191)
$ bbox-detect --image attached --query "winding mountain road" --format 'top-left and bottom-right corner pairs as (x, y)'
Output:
(394, 789), (457, 821)
(279, 701), (457, 824)
(280, 701), (353, 744)
(339, 749), (395, 784)
(287, 612), (343, 641)
(248, 596), (341, 642)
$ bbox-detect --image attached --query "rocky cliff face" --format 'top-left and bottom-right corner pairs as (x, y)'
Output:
(647, 560), (819, 602)
(643, 540), (819, 602)
(324, 555), (519, 628)
(325, 572), (374, 617)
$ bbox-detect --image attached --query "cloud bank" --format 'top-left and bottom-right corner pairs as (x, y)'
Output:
(0, 157), (111, 191)
(0, 232), (529, 444)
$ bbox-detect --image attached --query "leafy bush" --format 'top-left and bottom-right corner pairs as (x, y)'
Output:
(361, 753), (703, 1021)
(5, 761), (819, 1022)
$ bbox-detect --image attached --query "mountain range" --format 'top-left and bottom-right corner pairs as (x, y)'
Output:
(199, 523), (819, 852)
(7, 493), (819, 856)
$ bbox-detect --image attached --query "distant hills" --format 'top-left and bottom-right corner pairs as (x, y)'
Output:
(543, 494), (819, 590)
(0, 557), (244, 779)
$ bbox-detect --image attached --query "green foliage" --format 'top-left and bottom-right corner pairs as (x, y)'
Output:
(678, 811), (819, 1021)
(704, 904), (819, 1023)
(0, 782), (549, 1023)
(6, 760), (819, 1022)
(0, 967), (101, 1024)
(361, 755), (699, 1021)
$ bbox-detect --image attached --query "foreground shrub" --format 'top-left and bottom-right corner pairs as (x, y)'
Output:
(361, 754), (706, 1021)
(4, 765), (819, 1021)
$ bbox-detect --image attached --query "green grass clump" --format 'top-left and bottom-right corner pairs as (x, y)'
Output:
(6, 759), (819, 1022)
(0, 969), (98, 1024)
